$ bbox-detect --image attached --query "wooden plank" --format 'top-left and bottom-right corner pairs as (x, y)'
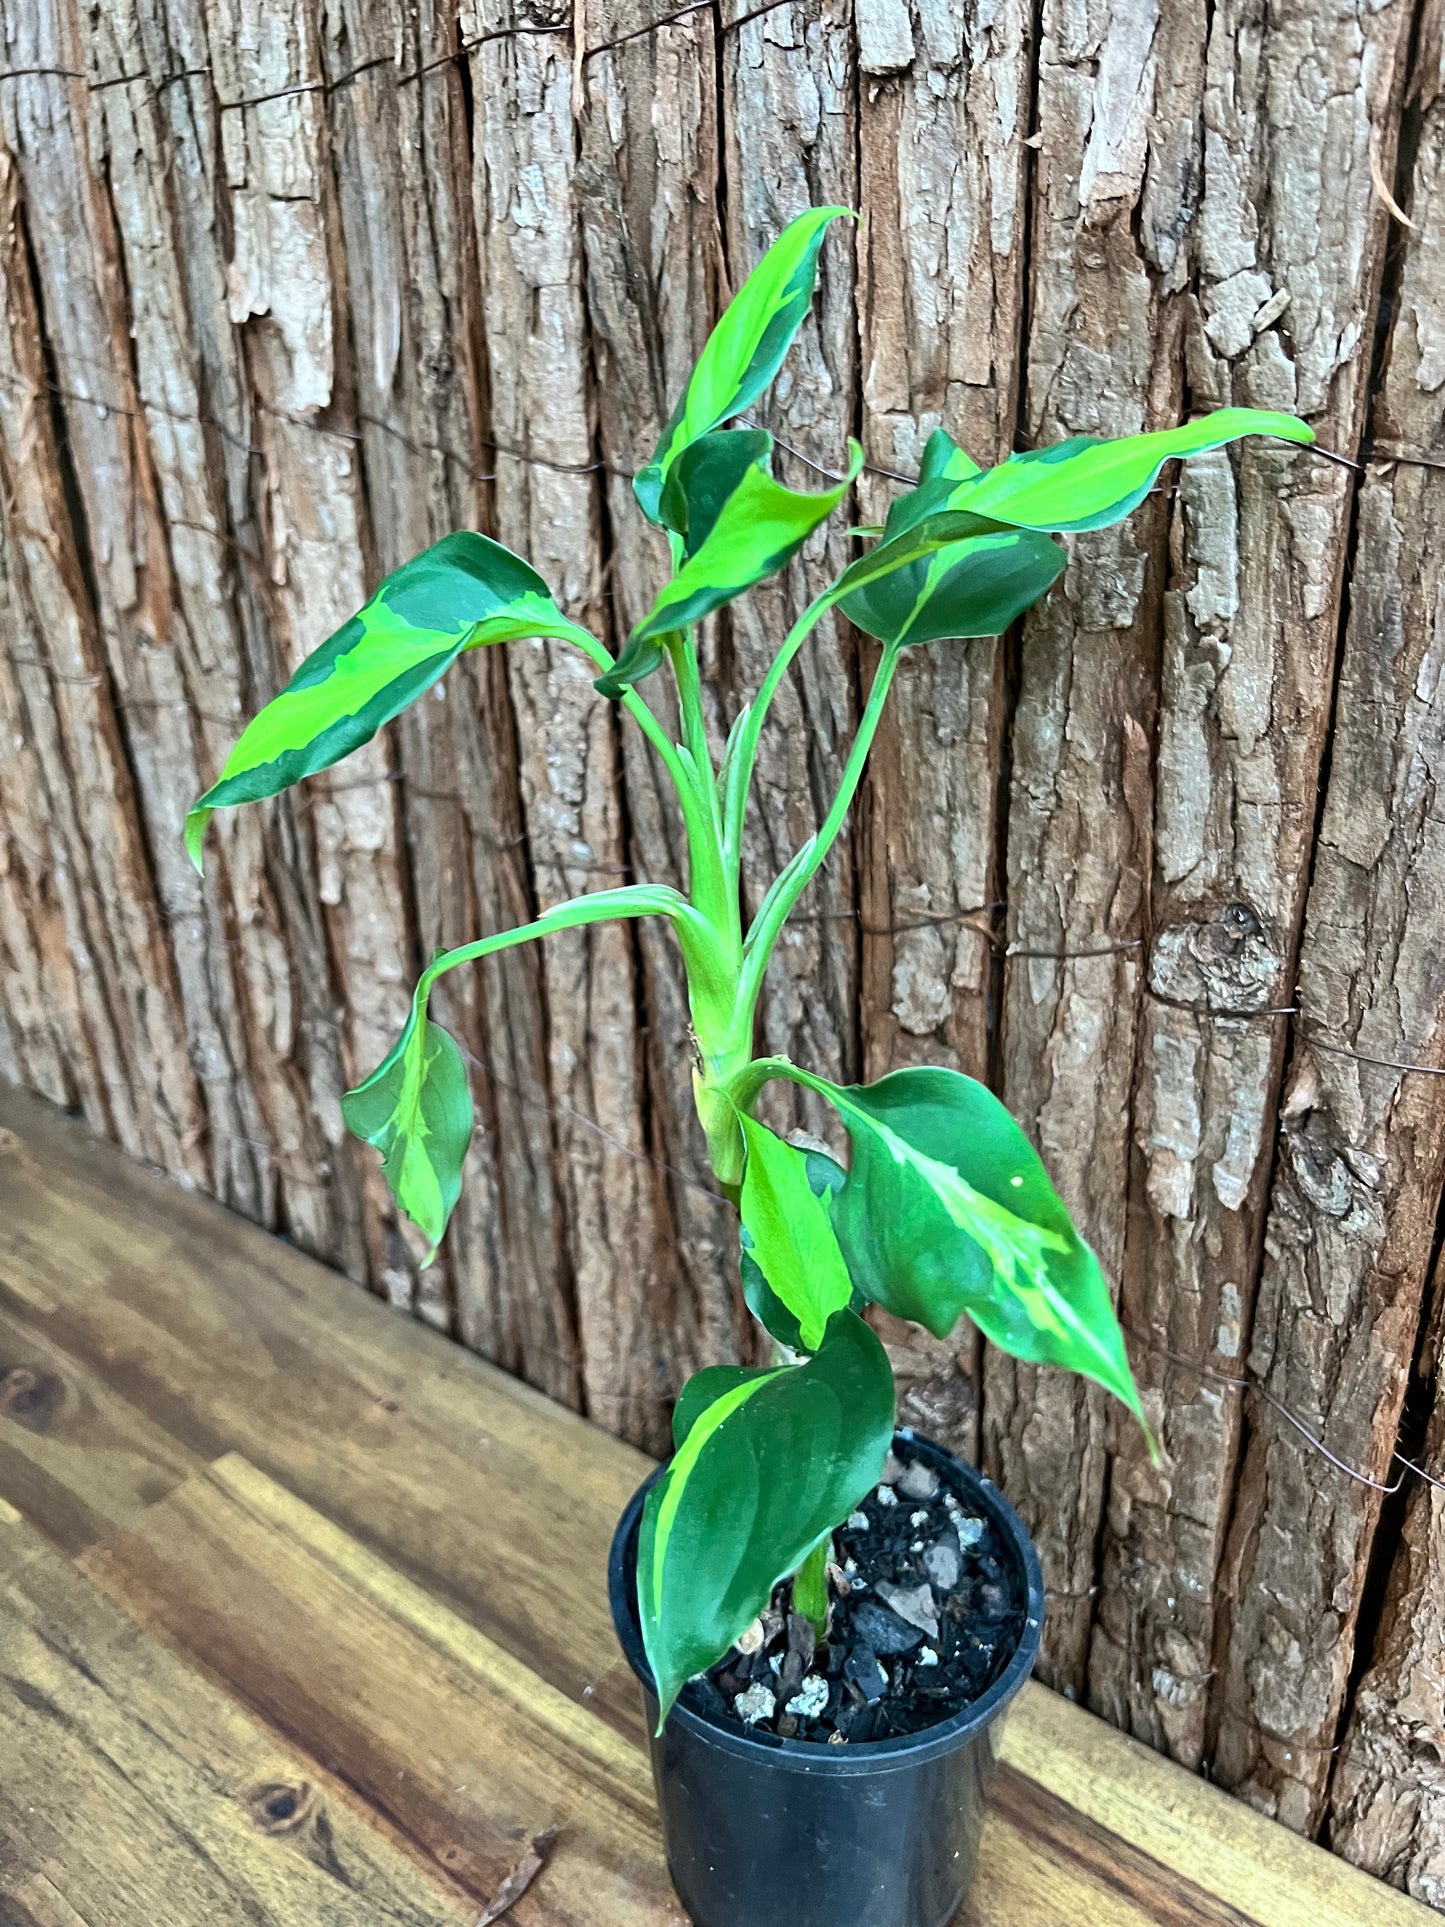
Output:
(1288, 9), (1445, 1873)
(0, 1086), (1428, 1924)
(319, 0), (576, 1362)
(0, 1082), (651, 1738)
(720, 0), (861, 1150)
(999, 1686), (1428, 1927)
(80, 1454), (679, 1923)
(462, 0), (666, 1449)
(0, 1506), (476, 1924)
(576, 2), (750, 1391)
(1092, 0), (1415, 1773)
(851, 0), (1036, 1466)
(0, 1290), (199, 1553)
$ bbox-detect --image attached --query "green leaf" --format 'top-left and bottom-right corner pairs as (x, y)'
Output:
(638, 1309), (894, 1727)
(634, 207), (852, 527)
(673, 1365), (780, 1449)
(738, 1114), (853, 1351)
(760, 1064), (1145, 1428)
(344, 884), (691, 1252)
(186, 532), (595, 870)
(600, 433), (862, 697)
(591, 630), (671, 704)
(341, 1014), (471, 1265)
(947, 407), (1313, 535)
(739, 1147), (849, 1351)
(840, 524), (1064, 649)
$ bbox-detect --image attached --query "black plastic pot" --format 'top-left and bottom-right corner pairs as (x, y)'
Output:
(608, 1428), (1044, 1927)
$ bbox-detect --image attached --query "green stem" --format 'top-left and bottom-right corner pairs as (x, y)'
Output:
(735, 641), (902, 1032)
(722, 586), (840, 877)
(792, 1535), (832, 1643)
(572, 623), (734, 962)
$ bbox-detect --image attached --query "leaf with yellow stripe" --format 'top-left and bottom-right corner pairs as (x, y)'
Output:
(633, 207), (852, 527)
(186, 532), (595, 870)
(638, 1310), (894, 1728)
(754, 1063), (1148, 1439)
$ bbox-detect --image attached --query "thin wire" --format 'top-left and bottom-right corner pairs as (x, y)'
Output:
(0, 0), (803, 105)
(1130, 1332), (1407, 1496)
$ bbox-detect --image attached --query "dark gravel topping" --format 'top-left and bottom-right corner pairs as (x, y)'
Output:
(679, 1443), (1027, 1746)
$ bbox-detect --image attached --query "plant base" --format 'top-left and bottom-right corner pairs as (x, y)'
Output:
(609, 1430), (1044, 1927)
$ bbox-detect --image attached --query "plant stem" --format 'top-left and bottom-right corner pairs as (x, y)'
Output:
(734, 640), (902, 1038)
(721, 585), (840, 876)
(793, 1535), (832, 1644)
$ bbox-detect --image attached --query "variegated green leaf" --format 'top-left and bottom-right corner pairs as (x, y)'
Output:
(638, 1309), (894, 1727)
(672, 1365), (779, 1449)
(840, 523), (1064, 649)
(945, 407), (1313, 534)
(739, 1147), (847, 1351)
(602, 435), (862, 698)
(634, 207), (851, 527)
(343, 885), (691, 1256)
(754, 1063), (1146, 1433)
(737, 1114), (853, 1351)
(340, 1015), (470, 1264)
(187, 532), (595, 870)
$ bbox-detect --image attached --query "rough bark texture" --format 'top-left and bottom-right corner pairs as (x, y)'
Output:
(1289, 11), (1445, 1881)
(1091, 0), (1414, 1779)
(2, 0), (1444, 1898)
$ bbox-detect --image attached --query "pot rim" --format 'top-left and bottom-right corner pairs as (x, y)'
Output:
(608, 1426), (1044, 1776)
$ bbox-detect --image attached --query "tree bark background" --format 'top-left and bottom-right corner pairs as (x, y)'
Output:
(2, 0), (1444, 1899)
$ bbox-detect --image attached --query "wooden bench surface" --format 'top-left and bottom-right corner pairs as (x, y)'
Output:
(0, 1083), (1422, 1927)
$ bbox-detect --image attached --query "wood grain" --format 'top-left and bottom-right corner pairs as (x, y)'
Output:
(0, 1509), (479, 1924)
(0, 1085), (1425, 1926)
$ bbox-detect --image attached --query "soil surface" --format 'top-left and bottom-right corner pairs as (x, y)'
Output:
(681, 1441), (1028, 1745)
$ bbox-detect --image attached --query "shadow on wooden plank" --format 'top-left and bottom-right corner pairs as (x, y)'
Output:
(0, 1502), (475, 1924)
(0, 1085), (649, 1736)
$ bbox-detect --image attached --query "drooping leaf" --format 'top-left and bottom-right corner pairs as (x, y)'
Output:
(187, 532), (595, 870)
(638, 1309), (894, 1726)
(600, 433), (862, 697)
(673, 1364), (782, 1449)
(824, 411), (1311, 647)
(343, 885), (691, 1253)
(737, 1114), (853, 1351)
(341, 1014), (471, 1265)
(634, 207), (851, 527)
(946, 407), (1313, 535)
(763, 1064), (1145, 1428)
(591, 630), (671, 704)
(739, 1146), (849, 1351)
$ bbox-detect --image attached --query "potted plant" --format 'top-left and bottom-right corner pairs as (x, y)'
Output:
(187, 209), (1313, 1927)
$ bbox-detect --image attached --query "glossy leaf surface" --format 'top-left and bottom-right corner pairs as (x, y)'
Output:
(673, 1365), (780, 1449)
(840, 524), (1064, 649)
(340, 1017), (470, 1264)
(765, 1064), (1144, 1426)
(634, 208), (849, 526)
(638, 1310), (894, 1726)
(946, 408), (1312, 534)
(187, 532), (593, 869)
(737, 1116), (853, 1351)
(601, 433), (861, 696)
(739, 1148), (847, 1350)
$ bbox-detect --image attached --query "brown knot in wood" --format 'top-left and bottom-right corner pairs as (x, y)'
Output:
(0, 1364), (64, 1433)
(248, 1779), (319, 1836)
